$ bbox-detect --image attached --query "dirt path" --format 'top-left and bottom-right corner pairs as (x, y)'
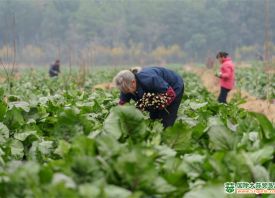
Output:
(93, 82), (114, 90)
(184, 65), (275, 122)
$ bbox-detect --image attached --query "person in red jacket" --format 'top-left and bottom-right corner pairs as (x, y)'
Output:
(215, 52), (235, 103)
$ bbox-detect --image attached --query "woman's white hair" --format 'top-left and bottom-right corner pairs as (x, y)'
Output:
(113, 70), (135, 92)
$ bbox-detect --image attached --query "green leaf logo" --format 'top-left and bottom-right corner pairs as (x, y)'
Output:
(224, 182), (235, 194)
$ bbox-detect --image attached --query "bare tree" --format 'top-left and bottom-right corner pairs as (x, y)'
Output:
(0, 13), (17, 94)
(264, 0), (271, 67)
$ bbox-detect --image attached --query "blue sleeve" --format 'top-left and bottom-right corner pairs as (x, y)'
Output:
(139, 73), (169, 93)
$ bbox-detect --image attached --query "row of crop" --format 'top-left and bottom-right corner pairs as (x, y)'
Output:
(236, 67), (275, 100)
(0, 69), (274, 197)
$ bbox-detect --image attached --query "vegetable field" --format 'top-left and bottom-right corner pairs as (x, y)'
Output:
(236, 67), (275, 100)
(0, 68), (274, 198)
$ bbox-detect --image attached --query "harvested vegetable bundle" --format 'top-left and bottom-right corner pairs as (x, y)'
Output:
(135, 92), (171, 111)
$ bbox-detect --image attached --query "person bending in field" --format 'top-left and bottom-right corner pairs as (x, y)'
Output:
(113, 66), (184, 128)
(49, 59), (61, 77)
(215, 51), (235, 103)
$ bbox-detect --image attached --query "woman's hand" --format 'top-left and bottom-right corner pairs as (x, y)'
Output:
(215, 71), (221, 78)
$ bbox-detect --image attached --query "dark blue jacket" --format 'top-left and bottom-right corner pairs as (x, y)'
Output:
(49, 64), (60, 77)
(120, 66), (184, 102)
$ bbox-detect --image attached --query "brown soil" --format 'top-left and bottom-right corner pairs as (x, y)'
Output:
(264, 67), (275, 74)
(0, 76), (6, 83)
(183, 65), (275, 122)
(0, 74), (21, 83)
(93, 82), (115, 90)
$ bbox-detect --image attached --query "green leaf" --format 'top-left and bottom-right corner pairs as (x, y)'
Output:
(96, 134), (122, 157)
(249, 112), (275, 140)
(5, 108), (25, 128)
(79, 184), (133, 198)
(38, 96), (50, 105)
(247, 145), (274, 165)
(189, 102), (208, 110)
(38, 140), (54, 155)
(91, 100), (102, 112)
(207, 117), (235, 151)
(224, 152), (252, 181)
(70, 135), (97, 157)
(52, 173), (76, 189)
(14, 130), (37, 141)
(242, 151), (271, 182)
(0, 122), (9, 144)
(10, 140), (24, 159)
(114, 148), (158, 191)
(162, 122), (192, 152)
(179, 154), (205, 179)
(249, 132), (259, 142)
(8, 101), (30, 112)
(78, 183), (101, 197)
(251, 165), (270, 182)
(103, 106), (146, 142)
(191, 122), (207, 140)
(153, 177), (176, 193)
(104, 185), (132, 198)
(238, 131), (261, 150)
(71, 156), (102, 183)
(162, 157), (188, 187)
(184, 185), (225, 198)
(0, 148), (5, 165)
(208, 152), (227, 177)
(10, 161), (40, 184)
(39, 165), (53, 184)
(226, 119), (238, 132)
(154, 145), (177, 162)
(0, 100), (7, 121)
(0, 87), (4, 98)
(54, 140), (71, 158)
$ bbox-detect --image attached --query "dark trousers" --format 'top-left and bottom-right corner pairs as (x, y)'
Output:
(150, 86), (184, 128)
(218, 87), (231, 103)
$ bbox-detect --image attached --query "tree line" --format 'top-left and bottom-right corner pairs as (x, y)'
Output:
(0, 0), (274, 66)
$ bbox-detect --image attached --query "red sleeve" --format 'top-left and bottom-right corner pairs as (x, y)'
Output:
(119, 92), (131, 105)
(166, 87), (176, 105)
(118, 99), (127, 105)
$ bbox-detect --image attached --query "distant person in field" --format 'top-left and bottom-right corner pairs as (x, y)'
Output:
(256, 53), (264, 61)
(215, 52), (235, 103)
(113, 66), (184, 128)
(49, 59), (60, 77)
